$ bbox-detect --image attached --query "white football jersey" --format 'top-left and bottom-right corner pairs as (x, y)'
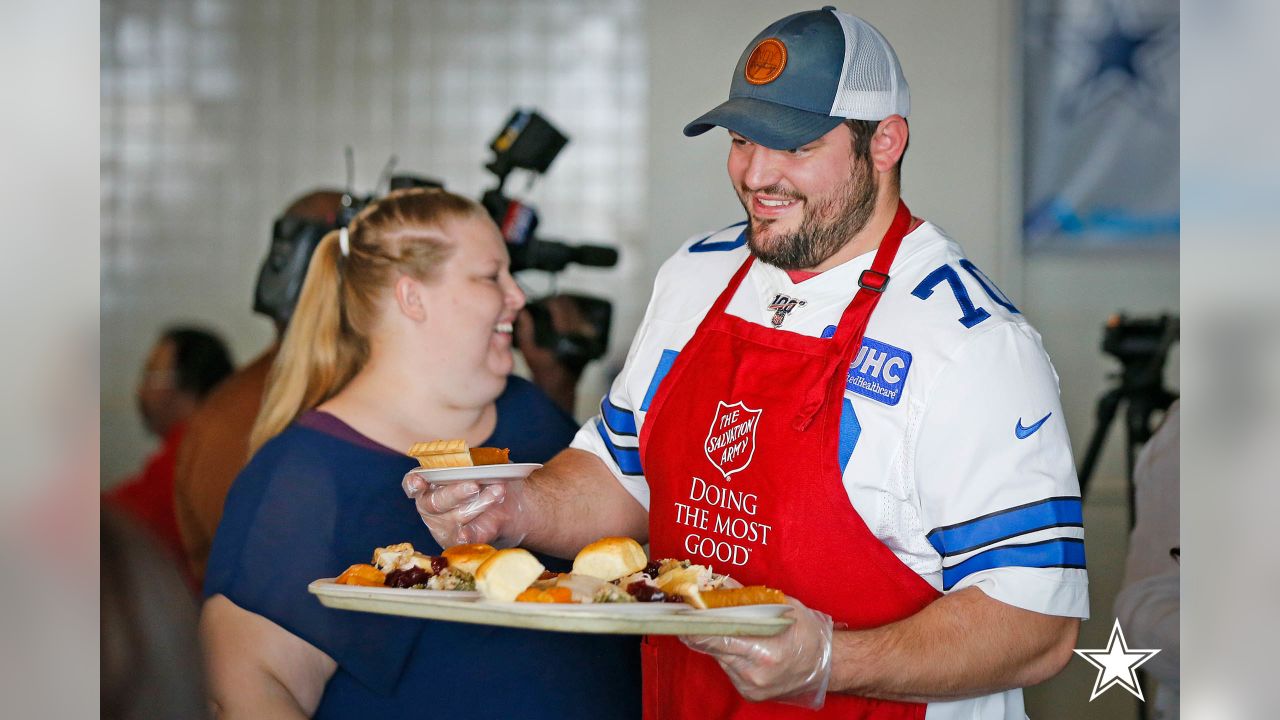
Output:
(572, 220), (1088, 720)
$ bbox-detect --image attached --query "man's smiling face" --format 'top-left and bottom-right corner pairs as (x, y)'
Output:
(728, 122), (878, 271)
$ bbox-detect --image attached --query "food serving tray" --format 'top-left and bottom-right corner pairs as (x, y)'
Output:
(309, 579), (793, 637)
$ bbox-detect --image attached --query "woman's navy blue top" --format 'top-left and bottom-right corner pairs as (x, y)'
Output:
(205, 377), (640, 719)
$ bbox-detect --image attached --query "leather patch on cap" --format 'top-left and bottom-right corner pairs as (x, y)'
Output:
(744, 38), (787, 85)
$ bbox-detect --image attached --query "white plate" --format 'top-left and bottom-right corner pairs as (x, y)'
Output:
(406, 463), (542, 484)
(681, 604), (793, 619)
(312, 579), (481, 601)
(482, 601), (690, 614)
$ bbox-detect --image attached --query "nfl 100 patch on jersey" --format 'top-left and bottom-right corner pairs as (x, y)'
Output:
(845, 337), (912, 406)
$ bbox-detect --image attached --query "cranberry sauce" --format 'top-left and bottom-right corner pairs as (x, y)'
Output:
(625, 580), (668, 603)
(385, 565), (434, 588)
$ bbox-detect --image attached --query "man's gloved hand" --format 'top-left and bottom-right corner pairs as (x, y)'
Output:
(680, 598), (835, 709)
(402, 474), (531, 549)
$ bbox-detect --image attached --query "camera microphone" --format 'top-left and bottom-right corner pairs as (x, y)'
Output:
(490, 195), (618, 273)
(516, 238), (618, 274)
(567, 243), (619, 268)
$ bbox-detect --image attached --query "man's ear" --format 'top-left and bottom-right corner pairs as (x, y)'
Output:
(870, 115), (909, 174)
(393, 275), (428, 322)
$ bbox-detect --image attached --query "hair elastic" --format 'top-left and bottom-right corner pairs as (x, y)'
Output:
(338, 227), (350, 257)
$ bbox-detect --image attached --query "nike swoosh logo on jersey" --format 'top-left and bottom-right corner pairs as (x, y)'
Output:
(1015, 412), (1053, 439)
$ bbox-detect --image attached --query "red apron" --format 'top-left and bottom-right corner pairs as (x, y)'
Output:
(638, 201), (941, 719)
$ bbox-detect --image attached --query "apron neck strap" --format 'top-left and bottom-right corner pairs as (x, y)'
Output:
(828, 199), (912, 350)
(708, 247), (755, 318)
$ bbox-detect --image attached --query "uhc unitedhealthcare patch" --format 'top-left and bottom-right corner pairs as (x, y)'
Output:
(846, 337), (912, 406)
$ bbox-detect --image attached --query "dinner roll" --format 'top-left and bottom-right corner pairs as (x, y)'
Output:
(572, 537), (648, 582)
(441, 543), (498, 576)
(475, 548), (545, 602)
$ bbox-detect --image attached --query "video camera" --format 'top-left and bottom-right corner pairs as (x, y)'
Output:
(1101, 313), (1179, 369)
(1077, 313), (1179, 519)
(252, 171), (443, 329)
(254, 110), (617, 370)
(479, 110), (618, 274)
(477, 110), (616, 369)
(254, 212), (332, 329)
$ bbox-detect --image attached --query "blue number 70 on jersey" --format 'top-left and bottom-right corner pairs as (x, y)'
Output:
(911, 259), (1019, 328)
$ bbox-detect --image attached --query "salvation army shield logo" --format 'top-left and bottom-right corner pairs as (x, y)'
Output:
(704, 401), (762, 480)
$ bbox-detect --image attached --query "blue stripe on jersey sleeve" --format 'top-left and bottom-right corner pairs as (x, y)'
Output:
(838, 398), (860, 471)
(688, 226), (747, 253)
(600, 396), (637, 437)
(595, 419), (644, 476)
(926, 497), (1083, 557)
(942, 538), (1086, 591)
(640, 349), (680, 412)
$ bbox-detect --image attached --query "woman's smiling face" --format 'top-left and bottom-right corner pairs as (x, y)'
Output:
(421, 214), (525, 402)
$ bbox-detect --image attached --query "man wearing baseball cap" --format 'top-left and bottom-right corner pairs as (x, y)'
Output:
(409, 7), (1087, 718)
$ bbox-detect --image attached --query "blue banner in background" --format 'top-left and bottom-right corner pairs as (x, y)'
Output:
(1022, 0), (1179, 249)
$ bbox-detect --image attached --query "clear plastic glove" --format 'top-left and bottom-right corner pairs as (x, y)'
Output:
(680, 598), (834, 709)
(401, 474), (531, 549)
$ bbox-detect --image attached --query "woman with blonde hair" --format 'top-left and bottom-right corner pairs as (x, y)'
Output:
(201, 188), (639, 719)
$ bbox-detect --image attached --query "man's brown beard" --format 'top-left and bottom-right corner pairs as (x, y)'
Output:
(744, 157), (878, 271)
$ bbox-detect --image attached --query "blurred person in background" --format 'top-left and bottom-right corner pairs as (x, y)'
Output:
(513, 292), (599, 415)
(200, 188), (639, 719)
(105, 326), (232, 564)
(174, 189), (343, 585)
(102, 507), (209, 720)
(1115, 400), (1180, 719)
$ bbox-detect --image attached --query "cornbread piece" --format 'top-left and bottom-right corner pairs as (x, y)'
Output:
(475, 548), (545, 602)
(407, 439), (473, 469)
(572, 537), (648, 581)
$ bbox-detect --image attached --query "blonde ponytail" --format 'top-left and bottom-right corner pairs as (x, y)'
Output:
(248, 187), (478, 454)
(249, 231), (364, 453)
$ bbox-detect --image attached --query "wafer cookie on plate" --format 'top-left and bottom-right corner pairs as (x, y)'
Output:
(407, 439), (473, 469)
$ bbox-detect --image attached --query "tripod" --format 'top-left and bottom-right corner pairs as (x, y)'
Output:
(1077, 314), (1177, 720)
(1076, 314), (1178, 527)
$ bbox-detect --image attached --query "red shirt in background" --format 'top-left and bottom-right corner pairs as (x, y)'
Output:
(104, 422), (187, 568)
